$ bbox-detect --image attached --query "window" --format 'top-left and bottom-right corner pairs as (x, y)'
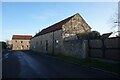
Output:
(46, 40), (48, 51)
(27, 45), (29, 47)
(34, 46), (35, 48)
(36, 42), (38, 46)
(21, 45), (24, 49)
(21, 41), (23, 43)
(55, 40), (59, 44)
(40, 41), (42, 45)
(15, 40), (17, 42)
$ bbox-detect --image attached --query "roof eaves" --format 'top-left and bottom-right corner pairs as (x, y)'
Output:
(33, 14), (74, 38)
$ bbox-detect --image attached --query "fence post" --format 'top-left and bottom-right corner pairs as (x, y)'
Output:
(82, 40), (89, 58)
(88, 39), (91, 57)
(101, 39), (105, 58)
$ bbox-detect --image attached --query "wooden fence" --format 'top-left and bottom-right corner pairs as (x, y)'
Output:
(88, 37), (120, 61)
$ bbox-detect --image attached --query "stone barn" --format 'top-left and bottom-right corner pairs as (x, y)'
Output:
(30, 13), (91, 58)
(10, 35), (32, 50)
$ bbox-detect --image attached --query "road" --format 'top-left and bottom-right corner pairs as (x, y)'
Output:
(2, 50), (120, 79)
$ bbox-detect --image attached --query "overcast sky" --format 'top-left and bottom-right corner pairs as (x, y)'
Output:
(1, 2), (118, 41)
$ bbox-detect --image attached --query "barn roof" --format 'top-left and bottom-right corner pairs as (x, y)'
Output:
(33, 14), (75, 38)
(12, 35), (32, 40)
(33, 13), (91, 38)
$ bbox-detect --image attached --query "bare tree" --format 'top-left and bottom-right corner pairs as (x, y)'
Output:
(118, 1), (120, 36)
(109, 2), (120, 37)
(110, 10), (118, 28)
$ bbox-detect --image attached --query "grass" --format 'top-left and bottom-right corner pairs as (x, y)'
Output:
(53, 53), (120, 74)
(29, 50), (120, 74)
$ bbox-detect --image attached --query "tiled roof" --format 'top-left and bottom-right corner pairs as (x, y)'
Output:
(33, 13), (91, 38)
(33, 14), (75, 38)
(100, 32), (112, 39)
(12, 35), (32, 40)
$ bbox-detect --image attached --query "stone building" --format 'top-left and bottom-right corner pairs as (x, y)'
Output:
(9, 35), (32, 50)
(30, 13), (91, 58)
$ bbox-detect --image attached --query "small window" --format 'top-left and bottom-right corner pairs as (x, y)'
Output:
(55, 40), (59, 44)
(15, 40), (17, 42)
(34, 46), (35, 48)
(46, 40), (48, 51)
(21, 41), (23, 43)
(40, 41), (42, 45)
(36, 42), (38, 46)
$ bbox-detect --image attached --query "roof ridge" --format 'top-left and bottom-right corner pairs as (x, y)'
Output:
(12, 35), (32, 40)
(13, 35), (31, 36)
(41, 14), (74, 31)
(34, 13), (77, 38)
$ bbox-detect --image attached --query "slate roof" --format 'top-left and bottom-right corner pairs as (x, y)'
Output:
(33, 14), (75, 38)
(100, 32), (112, 39)
(12, 35), (32, 40)
(33, 13), (91, 38)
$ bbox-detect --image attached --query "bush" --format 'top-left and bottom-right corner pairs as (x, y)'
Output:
(77, 31), (101, 39)
(0, 42), (7, 49)
(89, 31), (101, 38)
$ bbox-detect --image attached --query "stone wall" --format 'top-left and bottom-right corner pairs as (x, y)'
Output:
(62, 13), (91, 41)
(12, 39), (30, 50)
(30, 29), (63, 54)
(62, 40), (88, 58)
(30, 13), (91, 58)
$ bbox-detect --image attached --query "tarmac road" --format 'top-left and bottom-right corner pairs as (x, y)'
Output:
(2, 50), (120, 79)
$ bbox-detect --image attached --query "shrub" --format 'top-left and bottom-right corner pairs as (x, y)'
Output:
(0, 42), (7, 49)
(77, 31), (101, 39)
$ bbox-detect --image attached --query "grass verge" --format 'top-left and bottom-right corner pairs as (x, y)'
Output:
(53, 53), (120, 74)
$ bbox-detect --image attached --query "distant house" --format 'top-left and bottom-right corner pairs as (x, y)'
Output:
(30, 13), (91, 54)
(9, 35), (32, 50)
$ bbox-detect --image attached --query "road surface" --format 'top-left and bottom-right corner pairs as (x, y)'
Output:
(2, 50), (119, 79)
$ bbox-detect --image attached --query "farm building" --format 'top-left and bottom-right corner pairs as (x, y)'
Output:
(8, 35), (32, 50)
(30, 13), (91, 58)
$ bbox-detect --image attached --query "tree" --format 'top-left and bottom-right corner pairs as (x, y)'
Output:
(88, 31), (101, 39)
(109, 1), (120, 37)
(77, 30), (101, 39)
(118, 1), (120, 36)
(0, 42), (7, 49)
